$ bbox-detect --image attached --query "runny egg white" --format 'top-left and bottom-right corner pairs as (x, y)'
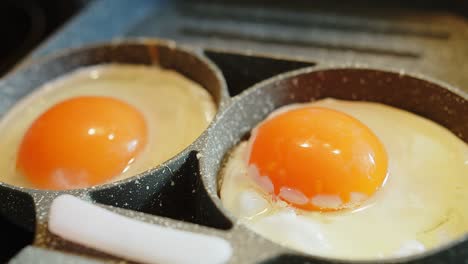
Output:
(219, 98), (468, 260)
(0, 64), (216, 189)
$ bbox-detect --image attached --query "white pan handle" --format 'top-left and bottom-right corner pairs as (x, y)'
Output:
(48, 194), (232, 264)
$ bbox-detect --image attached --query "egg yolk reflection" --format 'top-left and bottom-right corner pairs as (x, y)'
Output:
(248, 106), (388, 211)
(16, 96), (148, 190)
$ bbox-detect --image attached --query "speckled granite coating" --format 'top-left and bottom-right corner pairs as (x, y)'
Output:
(1, 40), (467, 264)
(2, 1), (468, 263)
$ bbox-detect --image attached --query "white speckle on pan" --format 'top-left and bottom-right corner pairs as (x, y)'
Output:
(292, 78), (299, 86)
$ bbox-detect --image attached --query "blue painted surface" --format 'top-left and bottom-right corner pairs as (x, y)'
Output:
(31, 0), (165, 58)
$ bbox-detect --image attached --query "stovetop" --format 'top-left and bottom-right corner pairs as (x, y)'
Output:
(26, 0), (468, 91)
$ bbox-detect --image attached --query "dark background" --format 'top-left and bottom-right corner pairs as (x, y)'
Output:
(0, 0), (89, 77)
(0, 2), (88, 262)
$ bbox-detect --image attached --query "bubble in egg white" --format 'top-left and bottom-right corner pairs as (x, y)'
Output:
(394, 240), (425, 257)
(251, 210), (332, 254)
(236, 190), (269, 219)
(310, 194), (343, 209)
(278, 187), (308, 205)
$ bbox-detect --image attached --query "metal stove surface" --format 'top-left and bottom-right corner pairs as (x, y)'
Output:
(129, 1), (468, 90)
(29, 0), (468, 91)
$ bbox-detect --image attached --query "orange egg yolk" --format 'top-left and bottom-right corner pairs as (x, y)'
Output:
(248, 106), (388, 211)
(16, 96), (148, 190)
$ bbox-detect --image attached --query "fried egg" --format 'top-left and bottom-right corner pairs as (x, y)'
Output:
(219, 98), (468, 260)
(0, 64), (216, 190)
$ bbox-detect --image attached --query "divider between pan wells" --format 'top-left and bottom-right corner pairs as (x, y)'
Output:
(204, 50), (316, 97)
(79, 42), (237, 229)
(89, 150), (232, 230)
(87, 47), (318, 229)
